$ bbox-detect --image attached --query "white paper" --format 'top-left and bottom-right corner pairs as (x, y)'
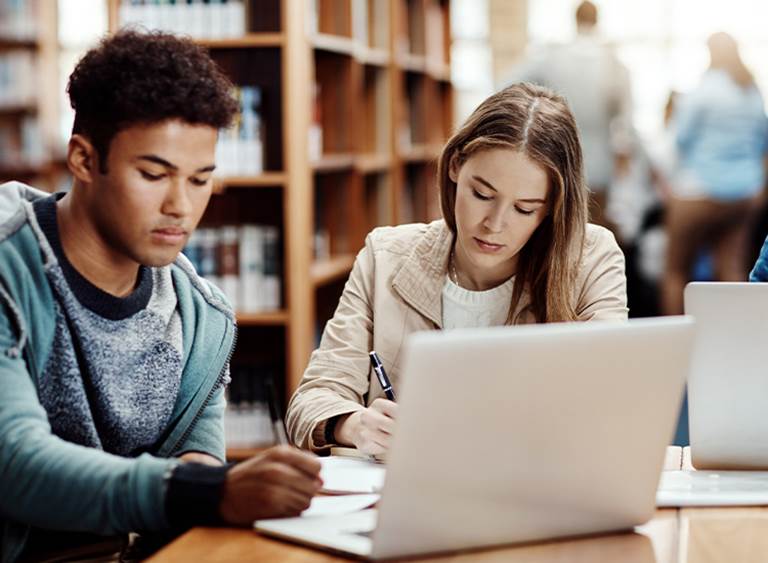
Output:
(657, 470), (768, 507)
(320, 456), (386, 494)
(301, 494), (380, 518)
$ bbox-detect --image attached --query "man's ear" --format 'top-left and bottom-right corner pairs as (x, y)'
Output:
(67, 134), (100, 184)
(448, 152), (461, 183)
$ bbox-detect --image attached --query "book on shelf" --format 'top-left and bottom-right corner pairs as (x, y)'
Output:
(308, 81), (322, 162)
(0, 0), (38, 41)
(425, 1), (446, 67)
(0, 116), (45, 169)
(118, 0), (246, 39)
(0, 51), (36, 108)
(225, 364), (277, 449)
(352, 0), (368, 47)
(216, 85), (265, 177)
(306, 0), (319, 35)
(183, 224), (282, 314)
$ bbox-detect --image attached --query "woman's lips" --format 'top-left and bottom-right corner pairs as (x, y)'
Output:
(473, 237), (505, 253)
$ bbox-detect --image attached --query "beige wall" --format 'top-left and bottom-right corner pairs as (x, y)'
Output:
(488, 0), (528, 86)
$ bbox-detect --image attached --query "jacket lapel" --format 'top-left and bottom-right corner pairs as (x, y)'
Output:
(391, 220), (454, 329)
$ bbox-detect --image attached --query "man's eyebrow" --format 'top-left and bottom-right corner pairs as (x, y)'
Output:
(136, 156), (216, 174)
(136, 155), (178, 171)
(472, 175), (497, 192)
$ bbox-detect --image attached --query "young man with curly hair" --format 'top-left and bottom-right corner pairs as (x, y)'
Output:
(0, 30), (320, 562)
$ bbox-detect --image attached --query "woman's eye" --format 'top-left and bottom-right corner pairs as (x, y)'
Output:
(140, 170), (164, 181)
(516, 207), (535, 216)
(190, 177), (209, 187)
(472, 189), (492, 201)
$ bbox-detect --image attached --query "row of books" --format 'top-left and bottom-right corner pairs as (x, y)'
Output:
(224, 364), (280, 448)
(0, 51), (36, 108)
(119, 0), (246, 39)
(183, 225), (281, 313)
(0, 116), (45, 169)
(308, 82), (322, 162)
(0, 0), (38, 41)
(225, 366), (282, 448)
(216, 86), (264, 177)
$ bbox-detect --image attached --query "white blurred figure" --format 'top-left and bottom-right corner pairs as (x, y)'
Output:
(502, 1), (633, 229)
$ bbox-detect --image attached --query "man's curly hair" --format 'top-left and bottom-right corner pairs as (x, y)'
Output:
(67, 29), (238, 172)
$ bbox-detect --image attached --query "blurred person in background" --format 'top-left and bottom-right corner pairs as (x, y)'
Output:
(662, 32), (768, 315)
(502, 0), (634, 231)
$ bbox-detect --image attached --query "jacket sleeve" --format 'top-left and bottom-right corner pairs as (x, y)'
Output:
(575, 228), (629, 321)
(173, 370), (227, 463)
(286, 237), (377, 452)
(0, 306), (176, 535)
(750, 235), (768, 282)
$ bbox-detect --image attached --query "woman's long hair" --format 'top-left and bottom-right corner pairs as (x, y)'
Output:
(438, 83), (589, 323)
(708, 32), (754, 88)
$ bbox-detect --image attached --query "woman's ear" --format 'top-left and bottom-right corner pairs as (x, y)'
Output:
(448, 152), (461, 183)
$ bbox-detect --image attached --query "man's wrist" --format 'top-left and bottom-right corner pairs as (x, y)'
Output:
(165, 462), (231, 529)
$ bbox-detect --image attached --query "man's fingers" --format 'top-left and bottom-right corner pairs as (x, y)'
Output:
(266, 445), (322, 478)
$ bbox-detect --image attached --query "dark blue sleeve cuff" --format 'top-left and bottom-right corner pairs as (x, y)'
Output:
(165, 462), (230, 529)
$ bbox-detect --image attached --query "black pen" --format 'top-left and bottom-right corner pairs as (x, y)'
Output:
(369, 351), (396, 401)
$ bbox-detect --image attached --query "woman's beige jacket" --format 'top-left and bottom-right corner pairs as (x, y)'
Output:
(286, 220), (628, 451)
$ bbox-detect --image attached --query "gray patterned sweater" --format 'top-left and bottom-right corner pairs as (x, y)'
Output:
(33, 194), (184, 457)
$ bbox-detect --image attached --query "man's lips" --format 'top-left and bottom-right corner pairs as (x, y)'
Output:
(151, 227), (188, 244)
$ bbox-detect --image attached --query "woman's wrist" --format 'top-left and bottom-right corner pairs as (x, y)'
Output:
(334, 412), (359, 446)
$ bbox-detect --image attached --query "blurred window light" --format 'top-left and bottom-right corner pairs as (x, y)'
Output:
(57, 0), (107, 150)
(528, 0), (768, 136)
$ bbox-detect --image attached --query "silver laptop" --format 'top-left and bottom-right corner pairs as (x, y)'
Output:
(684, 282), (768, 469)
(256, 317), (693, 559)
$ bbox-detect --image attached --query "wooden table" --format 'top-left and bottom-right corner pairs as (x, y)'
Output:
(147, 447), (768, 562)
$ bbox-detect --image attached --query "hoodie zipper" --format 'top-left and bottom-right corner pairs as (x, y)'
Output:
(169, 322), (238, 456)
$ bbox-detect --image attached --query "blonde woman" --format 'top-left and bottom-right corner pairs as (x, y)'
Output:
(287, 83), (628, 454)
(662, 32), (768, 315)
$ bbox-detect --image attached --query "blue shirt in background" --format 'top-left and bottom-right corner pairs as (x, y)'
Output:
(676, 69), (768, 201)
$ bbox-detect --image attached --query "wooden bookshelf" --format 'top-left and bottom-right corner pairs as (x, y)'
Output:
(108, 0), (453, 455)
(0, 1), (60, 192)
(310, 254), (356, 287)
(236, 311), (290, 326)
(198, 33), (284, 49)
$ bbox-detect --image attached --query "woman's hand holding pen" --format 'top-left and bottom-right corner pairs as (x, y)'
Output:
(335, 398), (399, 456)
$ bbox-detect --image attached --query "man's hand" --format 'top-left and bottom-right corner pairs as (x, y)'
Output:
(218, 445), (322, 525)
(335, 399), (398, 456)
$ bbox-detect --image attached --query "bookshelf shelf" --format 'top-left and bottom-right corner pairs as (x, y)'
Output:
(236, 311), (290, 326)
(0, 37), (37, 50)
(400, 144), (441, 163)
(0, 103), (36, 115)
(311, 254), (356, 287)
(358, 47), (390, 67)
(215, 173), (287, 188)
(312, 153), (355, 173)
(199, 33), (284, 49)
(312, 33), (356, 56)
(356, 153), (392, 174)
